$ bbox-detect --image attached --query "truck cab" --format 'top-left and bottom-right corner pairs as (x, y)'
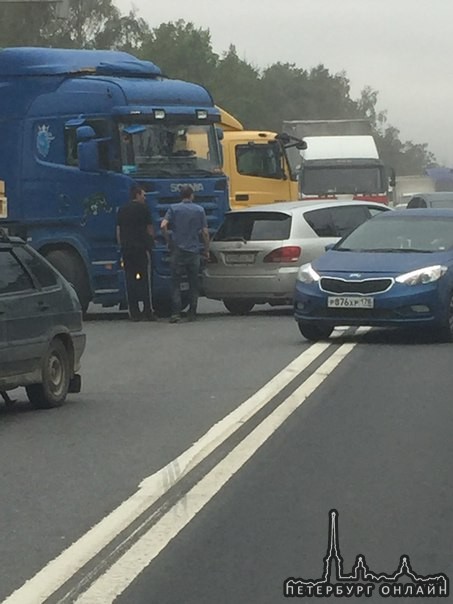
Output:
(0, 47), (228, 314)
(300, 135), (389, 204)
(282, 120), (395, 205)
(218, 108), (303, 208)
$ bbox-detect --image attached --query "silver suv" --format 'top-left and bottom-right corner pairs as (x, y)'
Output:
(203, 200), (390, 314)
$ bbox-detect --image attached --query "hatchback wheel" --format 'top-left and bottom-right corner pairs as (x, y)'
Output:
(26, 339), (70, 408)
(223, 299), (255, 315)
(298, 321), (333, 341)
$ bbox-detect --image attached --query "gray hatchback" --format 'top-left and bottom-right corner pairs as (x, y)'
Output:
(0, 232), (86, 408)
(203, 200), (390, 314)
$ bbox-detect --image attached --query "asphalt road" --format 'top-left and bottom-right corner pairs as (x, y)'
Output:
(1, 300), (452, 603)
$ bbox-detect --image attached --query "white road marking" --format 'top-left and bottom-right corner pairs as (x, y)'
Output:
(2, 342), (331, 604)
(75, 342), (357, 602)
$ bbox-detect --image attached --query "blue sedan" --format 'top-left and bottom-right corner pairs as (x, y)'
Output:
(294, 209), (453, 341)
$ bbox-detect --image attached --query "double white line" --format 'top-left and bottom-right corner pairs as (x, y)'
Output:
(3, 337), (360, 604)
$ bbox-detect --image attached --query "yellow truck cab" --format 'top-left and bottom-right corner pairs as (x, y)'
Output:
(218, 108), (301, 209)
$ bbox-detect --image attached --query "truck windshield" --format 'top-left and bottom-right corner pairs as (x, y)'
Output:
(301, 165), (385, 195)
(118, 123), (222, 177)
(235, 143), (283, 179)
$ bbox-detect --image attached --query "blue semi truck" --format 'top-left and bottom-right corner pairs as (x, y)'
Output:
(0, 47), (229, 313)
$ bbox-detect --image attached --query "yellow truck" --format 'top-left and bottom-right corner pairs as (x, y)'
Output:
(218, 108), (305, 209)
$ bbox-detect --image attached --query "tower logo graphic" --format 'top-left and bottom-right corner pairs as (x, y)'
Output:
(283, 510), (449, 599)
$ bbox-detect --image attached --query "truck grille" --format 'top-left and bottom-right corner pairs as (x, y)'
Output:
(320, 277), (393, 295)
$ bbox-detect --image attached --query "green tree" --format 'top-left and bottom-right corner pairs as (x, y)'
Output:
(0, 0), (148, 50)
(139, 20), (218, 84)
(359, 87), (437, 174)
(212, 45), (264, 126)
(0, 3), (53, 46)
(43, 0), (149, 50)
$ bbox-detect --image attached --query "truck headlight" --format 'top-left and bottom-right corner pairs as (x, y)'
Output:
(297, 263), (320, 284)
(395, 265), (447, 286)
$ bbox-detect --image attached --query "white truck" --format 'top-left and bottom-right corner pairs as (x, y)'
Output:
(282, 119), (394, 205)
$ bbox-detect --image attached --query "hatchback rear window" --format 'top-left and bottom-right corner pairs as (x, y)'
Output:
(214, 212), (291, 241)
(0, 249), (34, 294)
(13, 246), (58, 288)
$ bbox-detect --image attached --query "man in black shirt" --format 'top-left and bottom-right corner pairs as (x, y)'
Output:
(116, 185), (156, 321)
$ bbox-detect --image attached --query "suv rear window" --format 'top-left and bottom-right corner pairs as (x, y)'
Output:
(214, 212), (291, 242)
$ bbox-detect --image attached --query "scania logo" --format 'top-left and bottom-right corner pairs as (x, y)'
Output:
(349, 273), (362, 279)
(170, 183), (204, 193)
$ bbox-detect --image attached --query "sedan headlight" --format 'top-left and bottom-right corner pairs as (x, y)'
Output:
(395, 265), (447, 286)
(297, 263), (320, 283)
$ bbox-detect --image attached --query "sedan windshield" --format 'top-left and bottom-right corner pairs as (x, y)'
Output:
(119, 122), (222, 178)
(336, 216), (453, 252)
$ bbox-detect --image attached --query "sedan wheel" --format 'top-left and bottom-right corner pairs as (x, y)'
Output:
(436, 292), (453, 342)
(26, 339), (70, 408)
(223, 299), (255, 315)
(298, 321), (333, 342)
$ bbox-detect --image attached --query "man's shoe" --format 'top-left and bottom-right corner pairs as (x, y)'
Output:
(187, 313), (197, 322)
(169, 314), (180, 323)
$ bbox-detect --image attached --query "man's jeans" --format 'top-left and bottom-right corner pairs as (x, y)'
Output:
(170, 247), (201, 316)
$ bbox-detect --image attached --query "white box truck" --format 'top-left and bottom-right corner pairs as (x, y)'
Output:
(282, 119), (394, 204)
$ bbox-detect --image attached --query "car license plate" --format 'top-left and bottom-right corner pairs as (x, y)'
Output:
(180, 282), (189, 291)
(225, 253), (255, 264)
(327, 296), (374, 308)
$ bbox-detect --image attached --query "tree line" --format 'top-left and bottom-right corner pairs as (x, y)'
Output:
(0, 0), (437, 175)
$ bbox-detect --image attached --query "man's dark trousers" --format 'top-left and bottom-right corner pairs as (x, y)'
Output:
(123, 247), (152, 319)
(170, 247), (200, 317)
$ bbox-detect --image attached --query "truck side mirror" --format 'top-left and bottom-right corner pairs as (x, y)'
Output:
(218, 141), (224, 167)
(389, 167), (396, 188)
(215, 127), (224, 141)
(78, 140), (100, 172)
(275, 132), (290, 145)
(76, 125), (96, 142)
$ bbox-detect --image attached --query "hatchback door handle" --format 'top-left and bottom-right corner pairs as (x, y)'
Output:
(38, 303), (50, 311)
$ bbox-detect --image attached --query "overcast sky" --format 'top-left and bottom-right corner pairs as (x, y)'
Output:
(114, 0), (453, 166)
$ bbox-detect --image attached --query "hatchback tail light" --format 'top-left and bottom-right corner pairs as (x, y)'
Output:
(263, 246), (301, 263)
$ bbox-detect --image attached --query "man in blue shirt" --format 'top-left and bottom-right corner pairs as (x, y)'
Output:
(161, 185), (210, 322)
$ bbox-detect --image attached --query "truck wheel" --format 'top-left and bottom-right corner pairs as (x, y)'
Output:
(45, 249), (91, 313)
(298, 321), (333, 341)
(26, 339), (70, 408)
(223, 299), (255, 315)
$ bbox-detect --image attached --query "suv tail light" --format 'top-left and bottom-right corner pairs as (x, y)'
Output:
(263, 246), (301, 263)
